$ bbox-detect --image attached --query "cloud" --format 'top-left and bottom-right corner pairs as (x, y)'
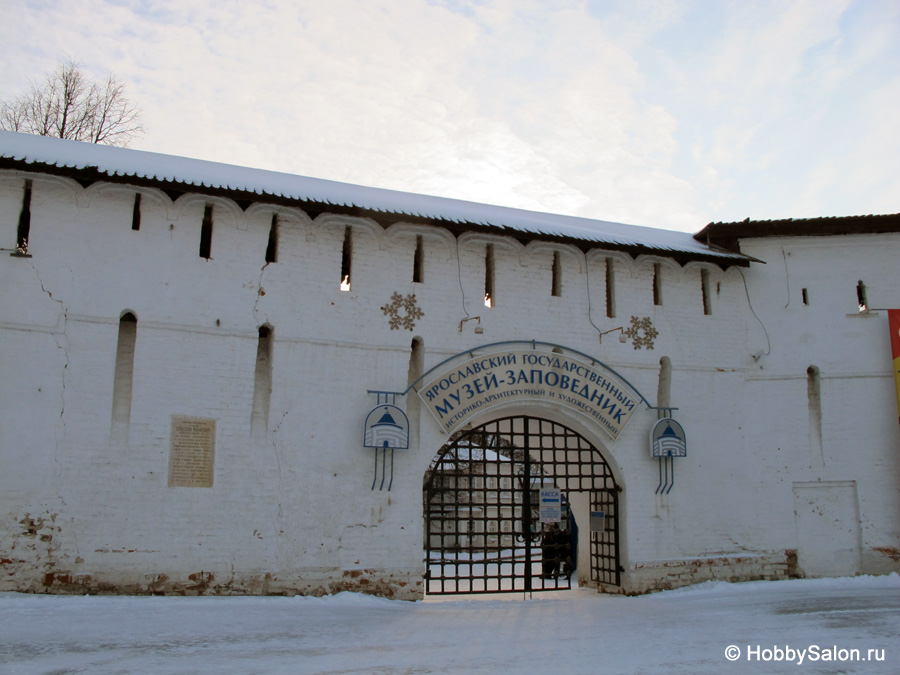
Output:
(1, 0), (896, 233)
(1, 0), (696, 227)
(641, 0), (900, 222)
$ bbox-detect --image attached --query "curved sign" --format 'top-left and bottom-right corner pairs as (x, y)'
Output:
(416, 349), (640, 438)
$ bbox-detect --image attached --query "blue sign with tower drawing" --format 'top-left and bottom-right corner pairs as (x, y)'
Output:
(364, 405), (409, 450)
(650, 418), (686, 458)
(364, 401), (409, 492)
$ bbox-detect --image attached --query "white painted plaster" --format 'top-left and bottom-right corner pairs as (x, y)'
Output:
(1, 162), (898, 599)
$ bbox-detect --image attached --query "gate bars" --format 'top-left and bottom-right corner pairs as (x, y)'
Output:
(424, 416), (620, 595)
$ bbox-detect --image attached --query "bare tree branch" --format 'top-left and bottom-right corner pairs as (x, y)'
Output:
(0, 57), (144, 146)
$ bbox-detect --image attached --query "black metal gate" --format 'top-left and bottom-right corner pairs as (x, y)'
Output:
(424, 416), (620, 594)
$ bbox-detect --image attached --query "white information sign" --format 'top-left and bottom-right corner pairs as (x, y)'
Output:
(540, 487), (562, 523)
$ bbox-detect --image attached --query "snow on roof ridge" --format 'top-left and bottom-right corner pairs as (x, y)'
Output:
(0, 130), (745, 260)
(710, 213), (900, 226)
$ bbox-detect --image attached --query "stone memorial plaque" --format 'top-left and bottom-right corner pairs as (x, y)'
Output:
(168, 416), (216, 488)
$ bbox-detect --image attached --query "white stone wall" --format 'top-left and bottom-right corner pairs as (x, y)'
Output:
(736, 235), (900, 579)
(1, 170), (898, 598)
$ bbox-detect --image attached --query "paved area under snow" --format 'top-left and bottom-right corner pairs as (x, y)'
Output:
(1, 575), (898, 674)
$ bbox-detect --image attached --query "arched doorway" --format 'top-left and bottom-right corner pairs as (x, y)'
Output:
(423, 415), (620, 595)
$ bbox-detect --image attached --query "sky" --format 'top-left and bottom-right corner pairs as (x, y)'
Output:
(1, 0), (898, 233)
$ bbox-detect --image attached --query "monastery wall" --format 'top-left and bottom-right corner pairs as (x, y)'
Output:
(736, 235), (900, 579)
(1, 170), (897, 598)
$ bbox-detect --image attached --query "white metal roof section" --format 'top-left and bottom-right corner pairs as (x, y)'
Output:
(0, 131), (747, 262)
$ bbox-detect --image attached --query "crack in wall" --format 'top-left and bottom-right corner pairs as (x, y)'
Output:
(271, 410), (287, 480)
(252, 262), (270, 324)
(27, 260), (69, 500)
(270, 410), (289, 552)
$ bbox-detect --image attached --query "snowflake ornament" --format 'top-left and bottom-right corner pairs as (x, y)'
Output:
(624, 315), (659, 350)
(381, 292), (424, 331)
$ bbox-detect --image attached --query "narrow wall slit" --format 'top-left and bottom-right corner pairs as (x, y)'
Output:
(199, 204), (213, 259)
(111, 312), (137, 443)
(551, 251), (562, 297)
(413, 235), (424, 283)
(407, 336), (425, 442)
(657, 356), (672, 408)
(653, 263), (662, 306)
(807, 366), (824, 467)
(408, 337), (424, 388)
(605, 258), (615, 318)
(265, 214), (279, 264)
(701, 269), (712, 315)
(16, 179), (32, 254)
(484, 244), (494, 307)
(341, 227), (352, 291)
(251, 325), (273, 434)
(131, 193), (142, 231)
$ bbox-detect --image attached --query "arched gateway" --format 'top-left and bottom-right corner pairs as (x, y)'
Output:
(423, 415), (620, 594)
(412, 342), (648, 595)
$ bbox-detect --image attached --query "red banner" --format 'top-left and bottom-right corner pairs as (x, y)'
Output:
(889, 310), (900, 428)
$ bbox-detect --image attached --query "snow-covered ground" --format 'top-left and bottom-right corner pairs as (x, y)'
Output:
(1, 574), (898, 674)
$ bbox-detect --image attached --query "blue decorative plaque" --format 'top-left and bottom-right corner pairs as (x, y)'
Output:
(364, 405), (409, 450)
(650, 418), (686, 458)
